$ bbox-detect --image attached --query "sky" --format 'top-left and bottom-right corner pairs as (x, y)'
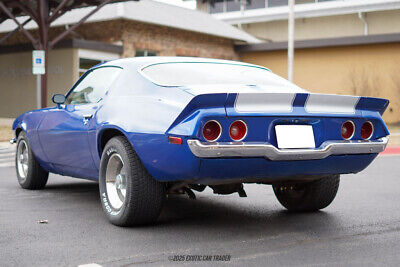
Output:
(154, 0), (197, 9)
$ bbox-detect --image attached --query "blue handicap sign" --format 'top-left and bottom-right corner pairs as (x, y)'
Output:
(36, 58), (42, 64)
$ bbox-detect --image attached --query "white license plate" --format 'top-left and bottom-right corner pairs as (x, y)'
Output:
(275, 125), (315, 149)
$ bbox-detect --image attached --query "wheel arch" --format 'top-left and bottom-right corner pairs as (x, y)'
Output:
(15, 127), (23, 137)
(97, 126), (132, 158)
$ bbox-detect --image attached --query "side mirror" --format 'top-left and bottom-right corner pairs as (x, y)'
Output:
(52, 94), (66, 108)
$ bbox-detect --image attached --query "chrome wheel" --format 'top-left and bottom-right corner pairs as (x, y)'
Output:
(16, 140), (29, 181)
(105, 153), (127, 210)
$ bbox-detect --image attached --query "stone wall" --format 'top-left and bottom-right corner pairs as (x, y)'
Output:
(0, 19), (239, 60)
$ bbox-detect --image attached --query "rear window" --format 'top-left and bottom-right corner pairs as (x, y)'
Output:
(140, 62), (303, 91)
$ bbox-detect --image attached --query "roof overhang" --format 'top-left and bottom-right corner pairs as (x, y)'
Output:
(213, 0), (400, 25)
(0, 38), (123, 55)
(235, 33), (400, 52)
(0, 1), (260, 44)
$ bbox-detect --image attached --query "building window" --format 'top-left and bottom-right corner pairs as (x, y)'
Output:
(210, 0), (225, 13)
(209, 0), (338, 13)
(226, 0), (241, 12)
(268, 0), (288, 7)
(246, 0), (266, 10)
(135, 50), (157, 57)
(295, 0), (315, 4)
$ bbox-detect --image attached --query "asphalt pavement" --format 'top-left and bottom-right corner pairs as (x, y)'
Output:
(1, 153), (400, 266)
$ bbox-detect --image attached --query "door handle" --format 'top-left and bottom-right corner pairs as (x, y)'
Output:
(83, 114), (93, 125)
(83, 114), (93, 120)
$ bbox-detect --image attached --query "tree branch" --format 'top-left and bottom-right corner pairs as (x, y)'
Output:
(0, 1), (38, 48)
(49, 0), (112, 48)
(48, 0), (70, 23)
(13, 1), (39, 22)
(0, 17), (31, 45)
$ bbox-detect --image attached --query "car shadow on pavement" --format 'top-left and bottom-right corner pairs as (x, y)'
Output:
(41, 180), (100, 204)
(44, 181), (98, 192)
(40, 179), (341, 236)
(159, 194), (339, 231)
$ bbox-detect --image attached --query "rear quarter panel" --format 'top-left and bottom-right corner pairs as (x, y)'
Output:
(87, 67), (201, 181)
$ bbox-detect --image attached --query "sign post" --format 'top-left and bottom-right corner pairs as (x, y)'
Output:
(288, 0), (295, 82)
(32, 50), (45, 109)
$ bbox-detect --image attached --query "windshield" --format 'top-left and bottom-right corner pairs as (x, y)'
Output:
(140, 62), (304, 92)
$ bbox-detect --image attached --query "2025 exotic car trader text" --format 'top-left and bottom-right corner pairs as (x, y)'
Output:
(11, 57), (389, 226)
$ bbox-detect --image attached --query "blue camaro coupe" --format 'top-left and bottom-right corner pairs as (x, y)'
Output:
(12, 57), (389, 226)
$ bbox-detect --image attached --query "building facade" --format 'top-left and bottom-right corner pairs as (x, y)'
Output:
(0, 0), (257, 118)
(199, 0), (400, 123)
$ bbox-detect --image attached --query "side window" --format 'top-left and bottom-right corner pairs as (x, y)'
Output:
(65, 67), (123, 105)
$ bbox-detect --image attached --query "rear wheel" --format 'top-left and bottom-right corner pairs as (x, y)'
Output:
(99, 136), (165, 226)
(273, 175), (340, 212)
(15, 132), (49, 190)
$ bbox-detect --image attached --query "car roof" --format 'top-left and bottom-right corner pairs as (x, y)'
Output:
(100, 56), (266, 70)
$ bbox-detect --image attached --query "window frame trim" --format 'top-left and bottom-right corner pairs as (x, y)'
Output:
(137, 61), (271, 88)
(65, 65), (123, 105)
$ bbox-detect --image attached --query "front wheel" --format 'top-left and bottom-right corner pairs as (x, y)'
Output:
(99, 136), (165, 226)
(273, 175), (340, 212)
(15, 132), (49, 190)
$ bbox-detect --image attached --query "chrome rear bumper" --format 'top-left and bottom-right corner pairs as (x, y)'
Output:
(187, 137), (388, 161)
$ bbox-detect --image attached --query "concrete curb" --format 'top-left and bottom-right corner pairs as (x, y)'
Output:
(381, 146), (400, 155)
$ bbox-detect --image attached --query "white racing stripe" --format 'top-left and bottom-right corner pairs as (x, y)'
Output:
(305, 93), (360, 114)
(235, 93), (295, 113)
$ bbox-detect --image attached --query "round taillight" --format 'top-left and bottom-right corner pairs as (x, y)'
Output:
(229, 120), (247, 141)
(341, 120), (355, 140)
(202, 120), (221, 142)
(361, 121), (374, 140)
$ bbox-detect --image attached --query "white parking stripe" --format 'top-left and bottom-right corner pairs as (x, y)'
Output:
(78, 264), (103, 267)
(0, 162), (14, 168)
(0, 146), (15, 168)
(0, 153), (14, 159)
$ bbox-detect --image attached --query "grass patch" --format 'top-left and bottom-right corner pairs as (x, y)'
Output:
(0, 126), (12, 142)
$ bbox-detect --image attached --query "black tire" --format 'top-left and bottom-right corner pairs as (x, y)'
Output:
(15, 132), (49, 190)
(99, 136), (165, 226)
(273, 175), (340, 212)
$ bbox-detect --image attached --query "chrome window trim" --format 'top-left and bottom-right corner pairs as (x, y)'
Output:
(137, 61), (271, 87)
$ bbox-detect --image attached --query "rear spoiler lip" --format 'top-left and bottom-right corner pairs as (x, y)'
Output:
(166, 93), (389, 134)
(357, 96), (390, 115)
